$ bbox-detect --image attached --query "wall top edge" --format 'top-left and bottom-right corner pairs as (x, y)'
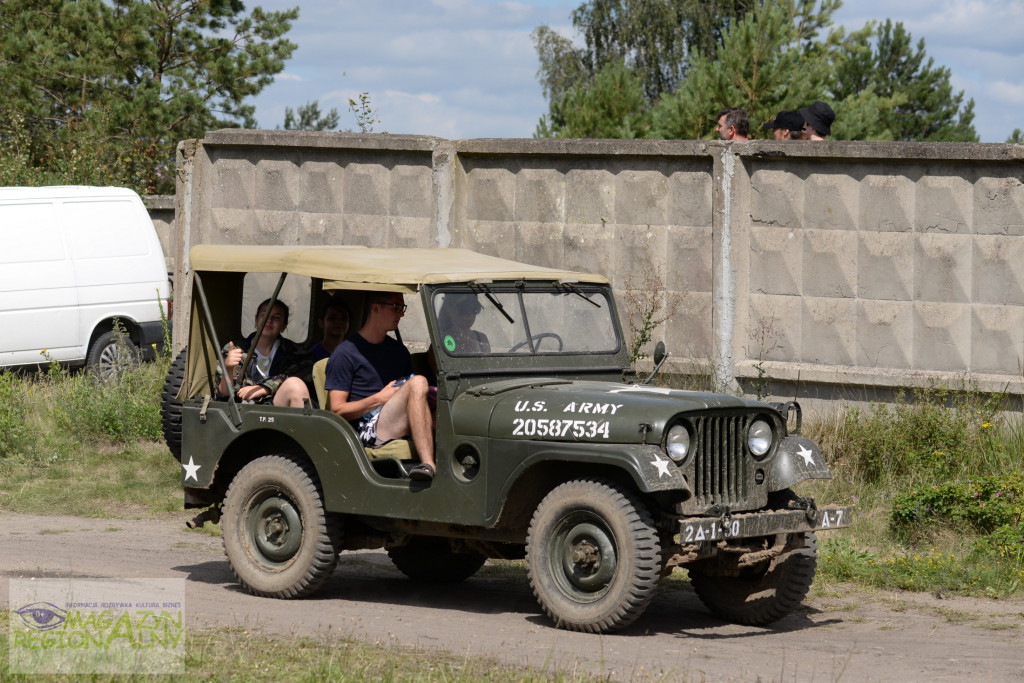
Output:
(454, 137), (712, 157)
(196, 129), (1024, 163)
(201, 128), (445, 152)
(740, 139), (1024, 162)
(143, 195), (175, 209)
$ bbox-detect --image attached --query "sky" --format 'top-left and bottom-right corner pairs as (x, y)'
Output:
(248, 0), (1024, 142)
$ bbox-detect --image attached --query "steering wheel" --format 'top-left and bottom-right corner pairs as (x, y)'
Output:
(508, 332), (564, 353)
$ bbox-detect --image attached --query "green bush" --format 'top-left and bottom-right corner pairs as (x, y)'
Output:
(891, 474), (1024, 565)
(0, 371), (34, 458)
(826, 384), (1011, 486)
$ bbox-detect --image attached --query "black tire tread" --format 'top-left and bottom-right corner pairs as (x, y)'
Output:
(387, 537), (487, 583)
(222, 454), (341, 599)
(690, 531), (818, 626)
(160, 348), (187, 462)
(526, 478), (661, 634)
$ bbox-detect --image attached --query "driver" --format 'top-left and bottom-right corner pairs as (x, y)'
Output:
(324, 291), (438, 482)
(436, 293), (490, 354)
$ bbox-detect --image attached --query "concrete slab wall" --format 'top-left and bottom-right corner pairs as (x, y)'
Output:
(143, 194), (175, 274)
(174, 130), (1024, 403)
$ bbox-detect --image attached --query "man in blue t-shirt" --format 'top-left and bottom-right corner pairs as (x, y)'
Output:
(324, 291), (437, 481)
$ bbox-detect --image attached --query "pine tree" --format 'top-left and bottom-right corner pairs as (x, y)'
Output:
(281, 101), (341, 131)
(831, 19), (977, 141)
(0, 0), (299, 192)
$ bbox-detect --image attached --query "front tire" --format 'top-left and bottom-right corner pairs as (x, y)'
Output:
(387, 537), (487, 582)
(222, 455), (342, 598)
(689, 531), (818, 626)
(526, 478), (661, 633)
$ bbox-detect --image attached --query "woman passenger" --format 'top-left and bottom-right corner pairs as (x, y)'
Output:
(216, 298), (313, 407)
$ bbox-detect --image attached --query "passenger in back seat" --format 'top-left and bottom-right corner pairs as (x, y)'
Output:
(308, 296), (350, 362)
(324, 291), (438, 482)
(216, 299), (313, 408)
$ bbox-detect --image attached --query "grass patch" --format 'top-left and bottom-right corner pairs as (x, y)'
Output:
(0, 612), (610, 682)
(0, 353), (181, 518)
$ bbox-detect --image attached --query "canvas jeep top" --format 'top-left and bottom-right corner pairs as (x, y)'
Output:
(164, 244), (850, 633)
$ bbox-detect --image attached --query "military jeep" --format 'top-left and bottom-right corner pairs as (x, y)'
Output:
(164, 244), (850, 633)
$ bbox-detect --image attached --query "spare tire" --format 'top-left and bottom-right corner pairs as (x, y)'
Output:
(161, 348), (187, 462)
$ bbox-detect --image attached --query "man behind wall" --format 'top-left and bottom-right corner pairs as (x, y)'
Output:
(716, 107), (749, 141)
(324, 291), (437, 481)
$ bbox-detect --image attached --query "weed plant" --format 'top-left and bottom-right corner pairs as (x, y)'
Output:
(0, 370), (35, 458)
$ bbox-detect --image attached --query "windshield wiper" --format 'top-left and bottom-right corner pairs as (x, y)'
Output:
(558, 279), (601, 308)
(471, 280), (515, 324)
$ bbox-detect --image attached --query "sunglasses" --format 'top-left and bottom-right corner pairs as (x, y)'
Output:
(377, 302), (408, 313)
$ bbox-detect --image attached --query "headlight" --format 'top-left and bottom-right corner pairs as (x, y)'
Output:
(747, 419), (772, 457)
(665, 424), (690, 463)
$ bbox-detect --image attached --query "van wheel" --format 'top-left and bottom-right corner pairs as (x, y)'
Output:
(86, 331), (138, 380)
(222, 455), (343, 598)
(160, 348), (187, 462)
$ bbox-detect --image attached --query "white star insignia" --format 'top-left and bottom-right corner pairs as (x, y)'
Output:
(797, 445), (815, 466)
(182, 456), (201, 482)
(650, 454), (672, 478)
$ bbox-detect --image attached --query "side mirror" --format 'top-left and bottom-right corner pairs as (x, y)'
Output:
(653, 341), (666, 366)
(643, 341), (669, 385)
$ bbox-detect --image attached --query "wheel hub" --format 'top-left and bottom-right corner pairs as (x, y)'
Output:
(558, 521), (616, 593)
(251, 495), (302, 563)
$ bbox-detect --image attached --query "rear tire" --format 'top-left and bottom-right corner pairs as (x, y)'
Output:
(222, 455), (342, 598)
(160, 348), (187, 462)
(689, 531), (818, 626)
(387, 537), (487, 582)
(86, 330), (137, 380)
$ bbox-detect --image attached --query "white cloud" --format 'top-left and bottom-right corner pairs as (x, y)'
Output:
(986, 80), (1024, 105)
(247, 0), (1021, 141)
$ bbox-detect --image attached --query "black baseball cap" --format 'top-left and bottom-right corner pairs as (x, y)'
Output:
(762, 110), (804, 132)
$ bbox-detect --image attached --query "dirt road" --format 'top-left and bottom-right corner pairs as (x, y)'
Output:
(2, 513), (1022, 681)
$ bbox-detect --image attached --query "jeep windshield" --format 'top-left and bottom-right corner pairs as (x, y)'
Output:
(432, 286), (620, 356)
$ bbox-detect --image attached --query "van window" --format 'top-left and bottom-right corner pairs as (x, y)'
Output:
(241, 273), (312, 346)
(63, 200), (148, 259)
(0, 203), (64, 264)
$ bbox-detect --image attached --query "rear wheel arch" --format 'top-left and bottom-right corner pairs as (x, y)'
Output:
(207, 431), (314, 504)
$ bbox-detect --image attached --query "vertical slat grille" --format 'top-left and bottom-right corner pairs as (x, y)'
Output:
(693, 415), (747, 506)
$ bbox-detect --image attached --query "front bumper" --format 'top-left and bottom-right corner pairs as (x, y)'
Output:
(678, 505), (851, 544)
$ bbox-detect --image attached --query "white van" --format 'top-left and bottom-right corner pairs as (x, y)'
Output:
(0, 186), (171, 376)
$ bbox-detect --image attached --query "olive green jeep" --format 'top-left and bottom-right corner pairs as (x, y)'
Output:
(162, 244), (850, 633)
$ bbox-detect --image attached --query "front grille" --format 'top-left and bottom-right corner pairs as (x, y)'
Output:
(691, 415), (749, 507)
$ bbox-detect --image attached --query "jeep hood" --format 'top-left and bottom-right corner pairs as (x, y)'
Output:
(452, 379), (768, 441)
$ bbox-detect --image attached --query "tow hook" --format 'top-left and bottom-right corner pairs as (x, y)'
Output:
(793, 496), (818, 524)
(186, 506), (221, 529)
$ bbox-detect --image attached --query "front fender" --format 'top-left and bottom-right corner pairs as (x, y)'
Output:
(768, 436), (833, 490)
